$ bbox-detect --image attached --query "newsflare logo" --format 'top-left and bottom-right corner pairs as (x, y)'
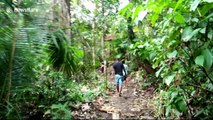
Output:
(6, 7), (39, 13)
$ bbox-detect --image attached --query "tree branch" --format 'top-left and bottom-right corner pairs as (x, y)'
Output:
(202, 67), (213, 85)
(205, 20), (209, 42)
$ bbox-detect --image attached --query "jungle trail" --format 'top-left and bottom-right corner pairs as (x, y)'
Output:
(0, 0), (212, 119)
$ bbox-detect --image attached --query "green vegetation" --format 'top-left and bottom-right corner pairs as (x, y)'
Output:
(118, 0), (213, 118)
(0, 0), (212, 119)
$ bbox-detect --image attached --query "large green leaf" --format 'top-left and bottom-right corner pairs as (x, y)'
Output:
(202, 48), (213, 69)
(167, 50), (177, 58)
(155, 66), (164, 77)
(174, 0), (184, 11)
(182, 27), (201, 42)
(190, 0), (201, 11)
(151, 14), (159, 26)
(164, 74), (176, 86)
(174, 12), (185, 24)
(182, 26), (193, 41)
(166, 105), (171, 117)
(177, 99), (187, 112)
(132, 5), (143, 21)
(195, 55), (204, 66)
(200, 3), (213, 16)
(171, 91), (178, 101)
(48, 31), (77, 77)
(126, 11), (132, 19)
(118, 3), (133, 16)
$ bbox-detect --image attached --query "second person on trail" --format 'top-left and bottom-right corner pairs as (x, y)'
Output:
(122, 60), (128, 87)
(112, 59), (127, 97)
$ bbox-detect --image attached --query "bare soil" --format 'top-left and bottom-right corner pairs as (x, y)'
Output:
(72, 72), (156, 119)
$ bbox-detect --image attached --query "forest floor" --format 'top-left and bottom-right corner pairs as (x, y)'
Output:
(72, 71), (156, 119)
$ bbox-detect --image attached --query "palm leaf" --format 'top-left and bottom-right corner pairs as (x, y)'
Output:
(47, 30), (77, 77)
(0, 26), (37, 102)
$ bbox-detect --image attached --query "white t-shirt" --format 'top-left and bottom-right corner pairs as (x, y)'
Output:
(123, 64), (128, 75)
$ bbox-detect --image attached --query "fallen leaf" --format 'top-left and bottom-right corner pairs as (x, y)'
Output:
(81, 86), (89, 92)
(96, 97), (104, 106)
(72, 110), (78, 116)
(81, 103), (90, 112)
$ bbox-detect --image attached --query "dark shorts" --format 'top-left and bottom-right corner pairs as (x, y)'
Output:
(122, 76), (127, 81)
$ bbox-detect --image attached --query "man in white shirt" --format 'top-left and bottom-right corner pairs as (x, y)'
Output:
(122, 60), (128, 87)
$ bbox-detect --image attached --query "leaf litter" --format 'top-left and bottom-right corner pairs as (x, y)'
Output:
(72, 71), (156, 119)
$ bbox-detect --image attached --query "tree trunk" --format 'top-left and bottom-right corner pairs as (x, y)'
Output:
(101, 0), (105, 61)
(4, 28), (17, 103)
(93, 18), (96, 68)
(51, 0), (71, 42)
(101, 0), (107, 89)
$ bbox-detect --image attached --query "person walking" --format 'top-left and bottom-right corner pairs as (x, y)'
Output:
(122, 60), (128, 87)
(99, 62), (105, 73)
(112, 59), (126, 97)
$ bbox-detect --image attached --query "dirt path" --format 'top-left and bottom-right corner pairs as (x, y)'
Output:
(73, 73), (156, 119)
(97, 76), (155, 119)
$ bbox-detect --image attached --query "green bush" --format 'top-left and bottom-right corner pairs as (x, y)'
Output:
(45, 102), (71, 119)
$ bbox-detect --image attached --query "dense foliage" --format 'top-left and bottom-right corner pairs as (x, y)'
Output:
(117, 0), (213, 119)
(0, 0), (106, 119)
(0, 0), (212, 119)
